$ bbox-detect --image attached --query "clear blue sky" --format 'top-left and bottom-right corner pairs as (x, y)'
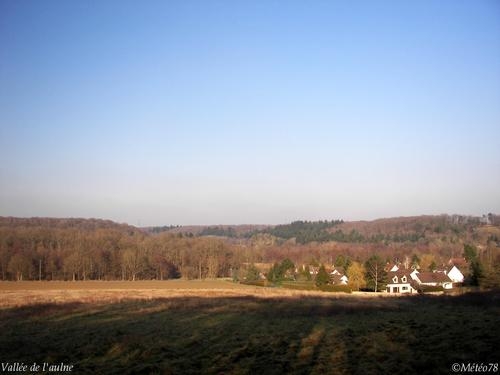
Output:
(1, 0), (499, 226)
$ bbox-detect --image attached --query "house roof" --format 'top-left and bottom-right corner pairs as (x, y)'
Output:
(385, 263), (399, 272)
(391, 270), (412, 277)
(417, 272), (452, 283)
(331, 266), (345, 275)
(388, 270), (413, 284)
(389, 266), (416, 275)
(434, 267), (448, 273)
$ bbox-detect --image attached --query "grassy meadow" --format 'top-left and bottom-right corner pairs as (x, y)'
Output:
(0, 281), (498, 374)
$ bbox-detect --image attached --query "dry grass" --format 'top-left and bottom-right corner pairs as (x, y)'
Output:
(0, 280), (407, 308)
(0, 279), (254, 291)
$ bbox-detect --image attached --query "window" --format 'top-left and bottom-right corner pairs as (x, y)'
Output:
(402, 286), (408, 291)
(402, 276), (407, 283)
(392, 276), (398, 283)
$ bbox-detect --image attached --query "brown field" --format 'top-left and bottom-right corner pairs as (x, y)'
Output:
(0, 279), (258, 291)
(0, 280), (400, 308)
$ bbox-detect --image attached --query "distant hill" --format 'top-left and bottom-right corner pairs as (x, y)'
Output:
(0, 216), (141, 234)
(335, 214), (500, 235)
(330, 214), (500, 244)
(2, 214), (498, 246)
(144, 224), (272, 237)
(143, 214), (500, 245)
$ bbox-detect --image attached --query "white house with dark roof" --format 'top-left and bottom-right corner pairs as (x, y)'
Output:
(386, 270), (418, 294)
(328, 267), (348, 285)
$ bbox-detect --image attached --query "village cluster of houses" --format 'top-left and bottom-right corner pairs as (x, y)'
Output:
(305, 265), (349, 285)
(303, 258), (465, 293)
(319, 260), (466, 293)
(248, 258), (466, 294)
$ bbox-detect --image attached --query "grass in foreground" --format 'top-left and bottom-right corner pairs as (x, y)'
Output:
(0, 291), (498, 375)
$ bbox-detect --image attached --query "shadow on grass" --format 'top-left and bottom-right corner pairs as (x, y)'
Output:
(0, 291), (499, 375)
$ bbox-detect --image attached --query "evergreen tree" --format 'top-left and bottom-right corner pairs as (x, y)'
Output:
(280, 258), (295, 276)
(470, 259), (485, 286)
(245, 264), (261, 282)
(267, 262), (281, 283)
(315, 265), (330, 286)
(462, 244), (484, 286)
(463, 243), (477, 263)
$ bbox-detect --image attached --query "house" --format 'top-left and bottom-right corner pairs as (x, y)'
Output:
(386, 270), (418, 294)
(446, 265), (464, 283)
(329, 267), (348, 285)
(413, 271), (453, 290)
(309, 266), (319, 276)
(480, 214), (492, 225)
(330, 273), (348, 285)
(330, 266), (345, 276)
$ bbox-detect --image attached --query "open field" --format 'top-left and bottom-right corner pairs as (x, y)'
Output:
(0, 280), (408, 308)
(0, 279), (257, 291)
(0, 280), (359, 308)
(0, 282), (499, 374)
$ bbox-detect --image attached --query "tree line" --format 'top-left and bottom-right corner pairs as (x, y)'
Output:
(0, 226), (238, 281)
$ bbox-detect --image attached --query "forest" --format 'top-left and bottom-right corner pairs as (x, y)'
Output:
(0, 215), (499, 287)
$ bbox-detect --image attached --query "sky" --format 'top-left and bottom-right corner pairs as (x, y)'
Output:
(0, 0), (499, 226)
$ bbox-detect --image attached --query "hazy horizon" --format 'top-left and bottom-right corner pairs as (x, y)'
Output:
(1, 212), (497, 229)
(1, 1), (500, 226)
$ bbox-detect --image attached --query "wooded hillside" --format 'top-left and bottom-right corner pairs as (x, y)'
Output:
(1, 215), (499, 285)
